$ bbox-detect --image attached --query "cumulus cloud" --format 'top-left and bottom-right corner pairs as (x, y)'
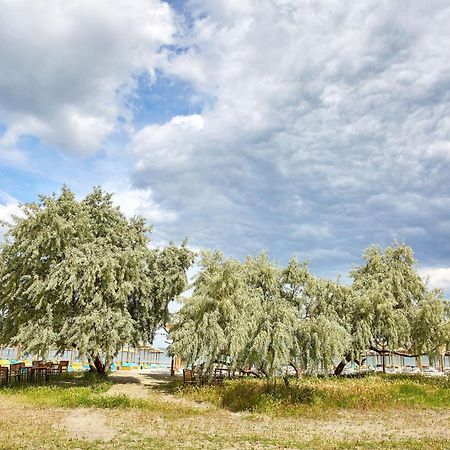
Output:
(0, 0), (176, 156)
(134, 114), (204, 171)
(128, 0), (450, 274)
(419, 267), (450, 296)
(0, 192), (22, 242)
(113, 187), (177, 224)
(2, 0), (450, 280)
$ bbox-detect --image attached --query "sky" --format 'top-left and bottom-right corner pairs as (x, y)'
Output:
(1, 0), (450, 297)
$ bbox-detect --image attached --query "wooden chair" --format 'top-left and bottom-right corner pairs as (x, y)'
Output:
(46, 361), (61, 376)
(20, 365), (32, 382)
(9, 363), (24, 383)
(183, 368), (202, 385)
(212, 367), (229, 384)
(58, 360), (70, 373)
(0, 366), (8, 385)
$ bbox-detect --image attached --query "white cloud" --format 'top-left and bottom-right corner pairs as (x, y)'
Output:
(135, 1), (450, 186)
(419, 267), (450, 296)
(129, 0), (450, 269)
(112, 187), (177, 224)
(133, 114), (204, 171)
(0, 0), (176, 156)
(0, 193), (22, 242)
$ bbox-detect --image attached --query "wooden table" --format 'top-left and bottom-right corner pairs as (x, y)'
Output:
(30, 366), (49, 382)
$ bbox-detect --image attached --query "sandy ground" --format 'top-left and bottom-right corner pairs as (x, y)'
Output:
(64, 369), (450, 444)
(107, 368), (179, 398)
(1, 368), (449, 448)
(60, 408), (118, 441)
(58, 368), (178, 441)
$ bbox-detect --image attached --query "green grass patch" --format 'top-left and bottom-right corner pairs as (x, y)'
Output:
(178, 373), (450, 414)
(0, 372), (203, 417)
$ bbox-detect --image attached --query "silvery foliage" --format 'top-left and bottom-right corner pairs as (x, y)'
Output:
(170, 244), (449, 376)
(0, 186), (193, 372)
(170, 252), (350, 377)
(349, 244), (448, 358)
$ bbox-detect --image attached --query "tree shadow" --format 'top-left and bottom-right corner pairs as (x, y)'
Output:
(0, 372), (110, 391)
(139, 372), (183, 394)
(108, 374), (142, 385)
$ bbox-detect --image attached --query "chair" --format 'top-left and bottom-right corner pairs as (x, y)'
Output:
(58, 360), (70, 373)
(9, 363), (24, 383)
(183, 368), (202, 385)
(0, 366), (8, 385)
(46, 361), (61, 376)
(20, 365), (32, 382)
(212, 367), (229, 384)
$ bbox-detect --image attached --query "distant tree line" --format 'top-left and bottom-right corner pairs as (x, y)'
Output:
(0, 186), (449, 377)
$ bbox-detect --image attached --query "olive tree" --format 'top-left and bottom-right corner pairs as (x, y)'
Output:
(0, 186), (193, 374)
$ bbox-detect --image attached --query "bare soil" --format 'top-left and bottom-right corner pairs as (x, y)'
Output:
(1, 369), (449, 449)
(58, 408), (118, 442)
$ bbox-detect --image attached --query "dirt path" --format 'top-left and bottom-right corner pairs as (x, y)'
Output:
(106, 368), (177, 398)
(57, 369), (178, 442)
(106, 369), (211, 411)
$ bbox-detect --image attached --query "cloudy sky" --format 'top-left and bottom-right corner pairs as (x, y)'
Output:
(1, 0), (450, 294)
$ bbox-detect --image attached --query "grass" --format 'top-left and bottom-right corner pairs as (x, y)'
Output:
(0, 372), (449, 449)
(178, 373), (450, 414)
(0, 372), (202, 417)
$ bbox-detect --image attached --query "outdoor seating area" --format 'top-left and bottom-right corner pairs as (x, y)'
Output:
(0, 344), (168, 380)
(0, 360), (69, 385)
(182, 365), (263, 385)
(183, 366), (232, 385)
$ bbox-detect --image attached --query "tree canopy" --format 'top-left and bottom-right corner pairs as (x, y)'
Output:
(0, 187), (448, 378)
(170, 244), (449, 377)
(334, 244), (448, 373)
(0, 186), (193, 373)
(169, 251), (350, 378)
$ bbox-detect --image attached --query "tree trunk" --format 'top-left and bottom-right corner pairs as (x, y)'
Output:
(87, 355), (97, 372)
(87, 354), (109, 375)
(334, 359), (347, 375)
(94, 355), (108, 375)
(289, 362), (301, 377)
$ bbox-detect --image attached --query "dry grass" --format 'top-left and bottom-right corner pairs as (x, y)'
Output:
(0, 372), (449, 449)
(179, 374), (450, 414)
